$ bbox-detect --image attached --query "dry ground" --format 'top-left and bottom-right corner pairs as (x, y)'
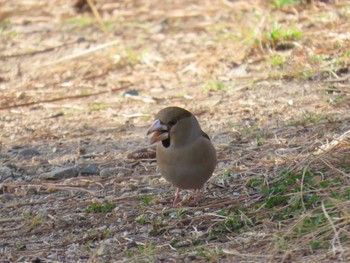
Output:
(0, 0), (350, 262)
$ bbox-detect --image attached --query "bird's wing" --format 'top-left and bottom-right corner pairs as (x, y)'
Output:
(201, 131), (211, 141)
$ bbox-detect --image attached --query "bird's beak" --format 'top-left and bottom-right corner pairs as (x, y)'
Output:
(147, 119), (169, 144)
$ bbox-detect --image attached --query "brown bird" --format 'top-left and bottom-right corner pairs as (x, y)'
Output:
(147, 106), (217, 205)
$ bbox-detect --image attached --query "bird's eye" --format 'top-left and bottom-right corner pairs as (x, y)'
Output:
(168, 120), (177, 126)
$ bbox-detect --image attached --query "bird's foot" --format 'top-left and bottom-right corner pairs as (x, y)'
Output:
(172, 189), (202, 207)
(172, 188), (181, 206)
(192, 189), (201, 204)
(178, 189), (202, 207)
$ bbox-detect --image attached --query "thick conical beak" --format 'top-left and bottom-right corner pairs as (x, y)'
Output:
(147, 119), (169, 144)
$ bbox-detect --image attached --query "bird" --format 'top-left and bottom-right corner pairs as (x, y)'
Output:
(147, 106), (217, 206)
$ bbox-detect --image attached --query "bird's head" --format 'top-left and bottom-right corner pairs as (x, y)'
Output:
(147, 106), (199, 148)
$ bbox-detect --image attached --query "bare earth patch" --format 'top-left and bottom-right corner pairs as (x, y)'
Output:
(0, 0), (349, 262)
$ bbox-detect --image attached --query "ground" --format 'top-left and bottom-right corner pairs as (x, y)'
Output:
(0, 0), (350, 262)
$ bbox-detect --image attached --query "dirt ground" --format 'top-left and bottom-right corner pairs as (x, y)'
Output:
(0, 0), (350, 262)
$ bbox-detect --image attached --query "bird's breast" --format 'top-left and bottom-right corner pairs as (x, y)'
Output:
(156, 137), (216, 189)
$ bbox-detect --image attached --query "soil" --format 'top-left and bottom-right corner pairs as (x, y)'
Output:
(0, 0), (349, 262)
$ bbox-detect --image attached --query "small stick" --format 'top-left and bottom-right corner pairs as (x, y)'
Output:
(38, 40), (119, 67)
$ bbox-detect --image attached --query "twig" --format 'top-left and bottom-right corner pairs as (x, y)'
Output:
(324, 75), (350, 83)
(0, 86), (125, 110)
(37, 39), (119, 67)
(5, 201), (47, 209)
(321, 201), (345, 256)
(0, 43), (71, 59)
(163, 195), (260, 212)
(300, 166), (309, 211)
(86, 0), (107, 33)
(46, 186), (101, 196)
(321, 158), (350, 179)
(0, 217), (22, 223)
(222, 248), (270, 258)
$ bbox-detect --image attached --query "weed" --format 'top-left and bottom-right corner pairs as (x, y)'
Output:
(246, 178), (265, 188)
(85, 200), (116, 213)
(31, 214), (46, 228)
(302, 70), (314, 79)
(125, 249), (133, 257)
(190, 247), (219, 261)
(273, 0), (301, 9)
(137, 243), (156, 260)
(140, 195), (153, 205)
(221, 169), (238, 179)
(113, 47), (140, 66)
(138, 243), (155, 253)
(260, 22), (303, 49)
(302, 111), (327, 124)
(89, 103), (107, 111)
(270, 54), (286, 68)
(136, 215), (149, 225)
(203, 80), (227, 92)
(149, 219), (166, 236)
(295, 213), (327, 234)
(309, 240), (321, 249)
(86, 241), (92, 251)
(270, 23), (302, 42)
(210, 210), (250, 237)
(15, 242), (26, 250)
(262, 168), (326, 221)
(64, 16), (94, 27)
(309, 54), (328, 65)
(175, 209), (187, 218)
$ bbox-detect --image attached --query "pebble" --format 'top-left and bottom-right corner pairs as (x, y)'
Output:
(26, 187), (38, 195)
(0, 193), (14, 202)
(38, 166), (79, 180)
(48, 154), (77, 166)
(0, 166), (13, 181)
(0, 184), (6, 194)
(100, 168), (120, 177)
(18, 148), (40, 158)
(117, 172), (126, 177)
(96, 243), (108, 256)
(80, 165), (99, 176)
(123, 89), (139, 97)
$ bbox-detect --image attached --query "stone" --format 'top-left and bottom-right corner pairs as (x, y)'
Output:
(18, 148), (40, 158)
(39, 166), (79, 180)
(117, 172), (126, 177)
(48, 154), (77, 166)
(0, 166), (13, 181)
(100, 168), (118, 177)
(80, 165), (99, 175)
(0, 193), (14, 202)
(0, 184), (6, 194)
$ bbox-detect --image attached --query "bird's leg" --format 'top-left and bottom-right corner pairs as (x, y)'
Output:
(192, 189), (201, 204)
(173, 188), (180, 206)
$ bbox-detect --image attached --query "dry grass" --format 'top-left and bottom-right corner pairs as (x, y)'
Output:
(0, 0), (349, 262)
